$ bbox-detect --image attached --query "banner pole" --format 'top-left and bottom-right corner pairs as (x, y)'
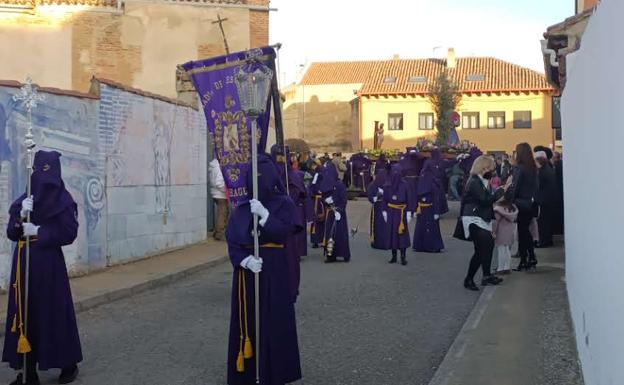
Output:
(251, 118), (261, 384)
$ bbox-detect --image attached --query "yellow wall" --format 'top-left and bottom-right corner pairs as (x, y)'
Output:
(361, 92), (554, 154)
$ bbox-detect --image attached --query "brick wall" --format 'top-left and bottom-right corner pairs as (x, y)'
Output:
(248, 0), (270, 48)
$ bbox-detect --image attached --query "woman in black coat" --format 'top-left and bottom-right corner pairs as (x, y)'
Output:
(509, 143), (539, 271)
(461, 155), (507, 291)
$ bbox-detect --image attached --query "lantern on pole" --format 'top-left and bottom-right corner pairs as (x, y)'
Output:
(234, 60), (273, 385)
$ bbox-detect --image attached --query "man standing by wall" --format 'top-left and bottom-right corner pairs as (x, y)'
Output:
(209, 158), (229, 241)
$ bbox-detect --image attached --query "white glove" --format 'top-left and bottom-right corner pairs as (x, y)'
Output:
(334, 211), (342, 222)
(406, 212), (413, 224)
(312, 173), (319, 185)
(378, 188), (384, 195)
(250, 199), (269, 225)
(22, 223), (40, 237)
(373, 196), (378, 203)
(434, 214), (440, 220)
(20, 196), (33, 218)
(241, 255), (263, 273)
(382, 211), (388, 223)
(325, 196), (334, 205)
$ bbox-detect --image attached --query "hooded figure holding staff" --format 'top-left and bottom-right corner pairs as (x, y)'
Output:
(226, 153), (302, 385)
(3, 150), (82, 385)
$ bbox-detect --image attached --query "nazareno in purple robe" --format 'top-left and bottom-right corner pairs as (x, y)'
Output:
(308, 164), (325, 246)
(383, 165), (412, 250)
(412, 152), (445, 253)
(270, 145), (306, 303)
(226, 154), (302, 385)
(345, 154), (372, 190)
(428, 149), (450, 215)
(2, 151), (83, 371)
(366, 168), (390, 250)
(399, 147), (425, 213)
(319, 162), (351, 261)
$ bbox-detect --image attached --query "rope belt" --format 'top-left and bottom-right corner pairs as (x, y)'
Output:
(311, 195), (324, 235)
(236, 269), (253, 372)
(387, 203), (407, 234)
(245, 243), (284, 249)
(416, 202), (433, 215)
(12, 239), (37, 354)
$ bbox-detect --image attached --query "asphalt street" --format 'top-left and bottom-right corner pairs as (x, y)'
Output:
(0, 200), (479, 385)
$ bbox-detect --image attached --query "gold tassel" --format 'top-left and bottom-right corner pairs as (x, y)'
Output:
(241, 270), (253, 359)
(236, 349), (245, 373)
(244, 337), (253, 359)
(398, 220), (405, 235)
(17, 334), (31, 354)
(11, 315), (16, 333)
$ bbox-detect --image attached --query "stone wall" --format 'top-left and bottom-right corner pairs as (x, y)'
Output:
(0, 79), (209, 290)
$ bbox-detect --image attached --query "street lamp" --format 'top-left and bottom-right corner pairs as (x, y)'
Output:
(234, 60), (273, 385)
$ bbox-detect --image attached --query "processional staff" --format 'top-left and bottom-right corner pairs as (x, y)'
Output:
(12, 77), (44, 385)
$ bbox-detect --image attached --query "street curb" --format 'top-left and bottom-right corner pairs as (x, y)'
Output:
(0, 255), (228, 338)
(427, 286), (497, 385)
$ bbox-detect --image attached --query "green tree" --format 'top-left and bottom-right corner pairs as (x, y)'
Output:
(428, 71), (462, 145)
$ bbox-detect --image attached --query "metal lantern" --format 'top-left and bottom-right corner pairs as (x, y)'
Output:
(235, 62), (274, 118)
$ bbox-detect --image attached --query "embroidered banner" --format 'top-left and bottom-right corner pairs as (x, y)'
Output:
(182, 47), (276, 206)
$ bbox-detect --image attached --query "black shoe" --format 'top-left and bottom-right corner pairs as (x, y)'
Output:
(400, 257), (407, 266)
(528, 257), (538, 267)
(481, 275), (502, 286)
(324, 257), (337, 263)
(514, 262), (528, 272)
(59, 365), (79, 384)
(388, 256), (397, 264)
(463, 278), (479, 291)
(10, 373), (40, 385)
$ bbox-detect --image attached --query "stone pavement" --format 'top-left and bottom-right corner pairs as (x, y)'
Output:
(428, 238), (584, 385)
(0, 239), (227, 337)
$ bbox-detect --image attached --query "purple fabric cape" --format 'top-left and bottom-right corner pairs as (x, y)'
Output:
(3, 151), (82, 370)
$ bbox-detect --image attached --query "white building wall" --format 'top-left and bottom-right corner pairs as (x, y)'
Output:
(561, 1), (624, 384)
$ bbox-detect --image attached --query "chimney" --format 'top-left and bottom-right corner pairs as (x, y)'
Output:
(392, 54), (400, 60)
(447, 48), (456, 69)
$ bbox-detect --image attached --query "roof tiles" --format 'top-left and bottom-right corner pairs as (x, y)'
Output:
(301, 57), (553, 95)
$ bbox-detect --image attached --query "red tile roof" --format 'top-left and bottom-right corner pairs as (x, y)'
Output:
(301, 57), (553, 95)
(92, 77), (197, 109)
(0, 79), (99, 99)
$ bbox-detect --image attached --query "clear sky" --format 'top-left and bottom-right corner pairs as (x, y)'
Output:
(268, 0), (574, 85)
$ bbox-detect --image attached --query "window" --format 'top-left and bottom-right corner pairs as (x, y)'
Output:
(487, 111), (506, 129)
(408, 76), (427, 83)
(462, 112), (480, 129)
(513, 111), (532, 129)
(466, 74), (486, 82)
(388, 113), (403, 130)
(552, 97), (561, 128)
(419, 113), (434, 130)
(384, 76), (397, 84)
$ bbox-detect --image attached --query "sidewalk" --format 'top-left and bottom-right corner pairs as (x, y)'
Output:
(0, 240), (227, 337)
(428, 240), (585, 385)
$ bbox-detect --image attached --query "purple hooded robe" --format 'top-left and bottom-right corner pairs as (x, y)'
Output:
(412, 151), (445, 253)
(270, 145), (307, 303)
(226, 154), (302, 385)
(2, 151), (83, 371)
(366, 167), (390, 250)
(319, 162), (351, 261)
(383, 164), (412, 250)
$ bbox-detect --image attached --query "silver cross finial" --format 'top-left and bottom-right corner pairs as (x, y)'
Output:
(13, 77), (45, 112)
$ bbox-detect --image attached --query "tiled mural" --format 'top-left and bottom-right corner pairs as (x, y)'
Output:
(0, 80), (209, 290)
